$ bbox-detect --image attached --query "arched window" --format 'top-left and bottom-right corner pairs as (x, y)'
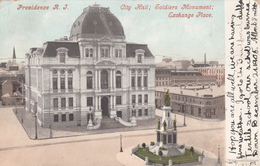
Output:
(86, 71), (93, 89)
(101, 70), (108, 89)
(116, 71), (121, 88)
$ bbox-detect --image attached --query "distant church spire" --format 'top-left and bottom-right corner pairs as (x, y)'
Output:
(13, 46), (16, 59)
(12, 46), (16, 64)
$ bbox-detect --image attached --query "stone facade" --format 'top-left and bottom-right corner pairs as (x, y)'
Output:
(24, 4), (155, 128)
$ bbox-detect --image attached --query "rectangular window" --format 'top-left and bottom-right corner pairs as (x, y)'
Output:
(53, 78), (57, 90)
(138, 95), (142, 104)
(87, 97), (93, 106)
(119, 49), (122, 57)
(132, 95), (136, 104)
(87, 76), (93, 89)
(89, 49), (93, 57)
(116, 76), (121, 88)
(168, 135), (172, 143)
(137, 54), (142, 63)
(69, 113), (74, 121)
(85, 48), (89, 57)
(144, 94), (148, 103)
(132, 110), (136, 116)
(137, 76), (141, 87)
(54, 114), (58, 122)
(115, 49), (118, 57)
(163, 135), (166, 144)
(116, 96), (122, 105)
(61, 98), (66, 108)
(68, 77), (73, 89)
(60, 78), (65, 89)
(131, 76), (135, 87)
(198, 108), (201, 116)
(138, 109), (142, 116)
(157, 132), (160, 142)
(143, 76), (147, 87)
(69, 97), (73, 108)
(60, 53), (65, 63)
(62, 114), (66, 122)
(173, 133), (177, 143)
(101, 47), (109, 57)
(145, 109), (148, 116)
(105, 48), (109, 57)
(53, 98), (58, 108)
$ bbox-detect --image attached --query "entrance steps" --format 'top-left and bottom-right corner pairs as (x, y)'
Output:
(100, 116), (125, 129)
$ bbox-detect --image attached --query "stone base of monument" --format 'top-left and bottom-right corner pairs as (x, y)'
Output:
(149, 144), (184, 157)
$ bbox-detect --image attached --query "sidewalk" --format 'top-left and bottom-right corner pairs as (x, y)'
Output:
(13, 107), (175, 140)
(157, 108), (225, 122)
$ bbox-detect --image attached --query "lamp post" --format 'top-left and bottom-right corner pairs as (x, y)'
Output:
(49, 124), (52, 138)
(33, 102), (38, 140)
(21, 78), (24, 123)
(132, 104), (135, 117)
(120, 134), (123, 152)
(183, 101), (186, 126)
(89, 106), (92, 123)
(217, 144), (221, 165)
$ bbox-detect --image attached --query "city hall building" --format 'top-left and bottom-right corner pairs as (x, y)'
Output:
(24, 4), (155, 127)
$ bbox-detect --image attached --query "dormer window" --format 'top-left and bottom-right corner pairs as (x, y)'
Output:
(135, 49), (145, 63)
(56, 47), (68, 63)
(137, 54), (142, 63)
(60, 53), (65, 63)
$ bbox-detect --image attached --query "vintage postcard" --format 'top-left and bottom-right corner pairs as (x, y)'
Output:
(0, 0), (258, 166)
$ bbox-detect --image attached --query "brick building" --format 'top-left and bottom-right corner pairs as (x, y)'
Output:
(155, 86), (225, 119)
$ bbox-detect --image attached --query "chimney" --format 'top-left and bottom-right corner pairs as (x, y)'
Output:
(204, 53), (206, 66)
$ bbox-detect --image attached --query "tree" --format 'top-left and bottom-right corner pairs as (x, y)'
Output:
(142, 142), (146, 151)
(159, 150), (163, 160)
(190, 146), (194, 156)
(164, 89), (170, 106)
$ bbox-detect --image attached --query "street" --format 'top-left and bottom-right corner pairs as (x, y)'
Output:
(0, 107), (225, 166)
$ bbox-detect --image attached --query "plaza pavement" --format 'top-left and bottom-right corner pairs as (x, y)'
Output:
(0, 107), (225, 166)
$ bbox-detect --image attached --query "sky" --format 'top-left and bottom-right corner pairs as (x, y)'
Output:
(0, 0), (225, 63)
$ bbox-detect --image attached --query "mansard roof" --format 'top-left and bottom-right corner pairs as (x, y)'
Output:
(126, 43), (154, 58)
(42, 41), (80, 58)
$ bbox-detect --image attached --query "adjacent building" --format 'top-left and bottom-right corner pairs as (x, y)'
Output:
(155, 86), (225, 119)
(25, 4), (155, 128)
(156, 58), (217, 87)
(0, 47), (25, 101)
(190, 54), (225, 86)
